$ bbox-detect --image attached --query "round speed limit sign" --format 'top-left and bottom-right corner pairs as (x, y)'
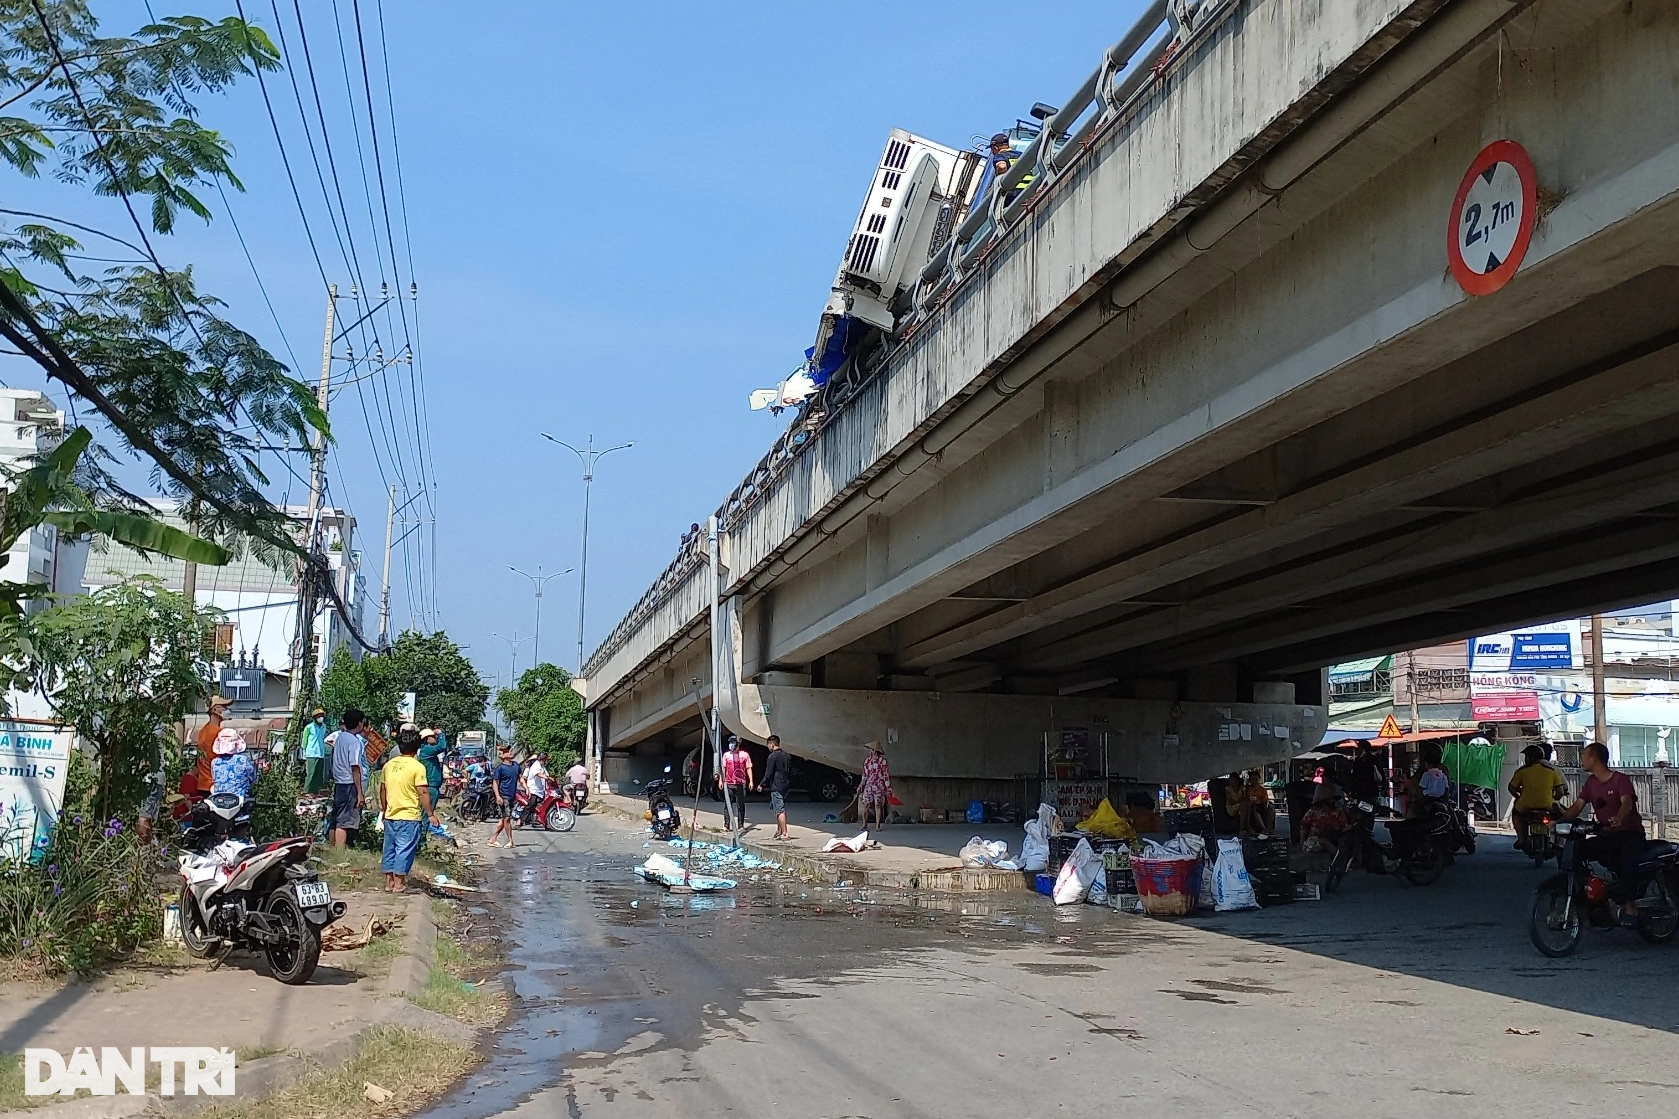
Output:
(1447, 139), (1537, 296)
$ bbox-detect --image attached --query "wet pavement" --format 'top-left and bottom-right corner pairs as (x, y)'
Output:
(422, 815), (1679, 1118)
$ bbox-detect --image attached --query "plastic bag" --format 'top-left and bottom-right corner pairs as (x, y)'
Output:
(1212, 838), (1259, 912)
(822, 831), (872, 853)
(959, 837), (1011, 868)
(1053, 838), (1100, 905)
(1021, 808), (1052, 873)
(1143, 833), (1205, 860)
(1198, 855), (1218, 911)
(1087, 871), (1108, 905)
(1076, 798), (1137, 841)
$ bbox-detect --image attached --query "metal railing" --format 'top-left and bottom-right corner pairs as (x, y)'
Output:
(584, 0), (1236, 680)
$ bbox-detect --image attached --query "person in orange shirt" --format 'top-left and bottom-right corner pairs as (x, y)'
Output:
(190, 697), (234, 801)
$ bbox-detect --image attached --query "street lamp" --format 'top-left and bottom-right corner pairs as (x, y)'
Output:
(508, 564), (572, 668)
(540, 432), (634, 675)
(491, 631), (532, 687)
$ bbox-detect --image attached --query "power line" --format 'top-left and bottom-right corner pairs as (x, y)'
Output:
(232, 0), (331, 290)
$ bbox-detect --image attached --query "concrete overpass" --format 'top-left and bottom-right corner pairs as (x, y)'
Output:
(584, 0), (1679, 802)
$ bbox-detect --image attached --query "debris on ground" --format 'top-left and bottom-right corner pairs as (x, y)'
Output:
(665, 836), (781, 870)
(321, 913), (404, 952)
(638, 852), (736, 891)
(822, 831), (879, 854)
(363, 1081), (395, 1103)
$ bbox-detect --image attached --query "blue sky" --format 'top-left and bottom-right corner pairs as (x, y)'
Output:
(4, 0), (1150, 689)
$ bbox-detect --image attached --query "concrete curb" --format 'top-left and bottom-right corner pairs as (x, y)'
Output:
(0, 891), (470, 1119)
(593, 799), (1031, 892)
(385, 891), (436, 999)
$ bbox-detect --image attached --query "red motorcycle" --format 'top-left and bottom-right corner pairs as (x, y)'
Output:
(515, 786), (577, 832)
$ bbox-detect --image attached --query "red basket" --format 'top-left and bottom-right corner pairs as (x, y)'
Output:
(1131, 856), (1201, 917)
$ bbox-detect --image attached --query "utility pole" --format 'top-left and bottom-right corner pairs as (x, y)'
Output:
(509, 565), (571, 668)
(289, 284), (337, 715)
(540, 433), (634, 675)
(1406, 650), (1420, 734)
(379, 484), (397, 648)
(1591, 613), (1609, 747)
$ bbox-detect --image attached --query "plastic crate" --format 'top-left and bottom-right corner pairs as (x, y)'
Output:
(1047, 833), (1083, 874)
(1034, 873), (1055, 896)
(1162, 807), (1214, 837)
(1106, 867), (1137, 896)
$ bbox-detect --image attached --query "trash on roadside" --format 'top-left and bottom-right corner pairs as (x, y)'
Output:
(958, 836), (1014, 869)
(363, 1082), (394, 1103)
(1505, 1027), (1540, 1036)
(638, 853), (735, 891)
(822, 831), (877, 853)
(321, 913), (404, 952)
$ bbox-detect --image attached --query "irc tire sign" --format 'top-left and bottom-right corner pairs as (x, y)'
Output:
(1447, 139), (1537, 296)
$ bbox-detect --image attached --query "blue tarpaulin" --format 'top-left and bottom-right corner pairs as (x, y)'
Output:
(804, 315), (854, 387)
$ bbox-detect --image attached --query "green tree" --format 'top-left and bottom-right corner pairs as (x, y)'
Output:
(495, 663), (585, 771)
(317, 631), (487, 739)
(19, 576), (216, 817)
(0, 4), (327, 599)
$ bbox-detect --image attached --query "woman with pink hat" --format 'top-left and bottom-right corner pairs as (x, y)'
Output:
(210, 726), (257, 798)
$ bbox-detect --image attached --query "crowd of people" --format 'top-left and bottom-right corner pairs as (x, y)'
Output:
(147, 696), (598, 890)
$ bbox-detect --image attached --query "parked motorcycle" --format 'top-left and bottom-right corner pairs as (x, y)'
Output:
(645, 765), (681, 840)
(514, 786), (577, 832)
(1529, 819), (1679, 957)
(1323, 798), (1450, 892)
(566, 782), (589, 814)
(453, 772), (493, 824)
(1514, 805), (1565, 867)
(1434, 799), (1478, 857)
(177, 793), (347, 985)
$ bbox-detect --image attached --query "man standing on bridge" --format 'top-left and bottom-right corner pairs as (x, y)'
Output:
(758, 734), (792, 841)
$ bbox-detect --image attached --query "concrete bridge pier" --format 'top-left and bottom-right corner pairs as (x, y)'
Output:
(714, 596), (1326, 809)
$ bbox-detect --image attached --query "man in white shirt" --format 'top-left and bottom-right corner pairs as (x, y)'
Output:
(518, 754), (549, 826)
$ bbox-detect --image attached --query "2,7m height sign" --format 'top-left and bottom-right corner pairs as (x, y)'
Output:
(1447, 139), (1538, 296)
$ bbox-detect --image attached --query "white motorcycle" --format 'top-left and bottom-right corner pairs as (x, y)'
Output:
(177, 793), (346, 984)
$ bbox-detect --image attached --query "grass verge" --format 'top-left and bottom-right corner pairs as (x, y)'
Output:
(314, 842), (470, 895)
(408, 899), (507, 1027)
(191, 1027), (471, 1119)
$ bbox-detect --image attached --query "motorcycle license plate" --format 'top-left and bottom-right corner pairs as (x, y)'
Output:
(656, 808), (673, 821)
(296, 881), (331, 909)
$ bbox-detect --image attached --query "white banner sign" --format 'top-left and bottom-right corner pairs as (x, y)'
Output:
(0, 723), (74, 860)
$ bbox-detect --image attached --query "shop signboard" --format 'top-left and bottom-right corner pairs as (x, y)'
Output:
(0, 724), (74, 860)
(1469, 620), (1581, 671)
(1470, 688), (1541, 722)
(1046, 780), (1106, 824)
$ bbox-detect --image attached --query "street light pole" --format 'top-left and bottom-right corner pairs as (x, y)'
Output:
(540, 433), (634, 675)
(492, 630), (532, 688)
(508, 565), (572, 668)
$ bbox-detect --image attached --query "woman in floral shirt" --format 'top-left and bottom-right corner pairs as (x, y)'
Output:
(860, 740), (891, 831)
(210, 727), (258, 798)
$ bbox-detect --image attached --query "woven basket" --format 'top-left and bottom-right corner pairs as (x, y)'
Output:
(1132, 856), (1201, 917)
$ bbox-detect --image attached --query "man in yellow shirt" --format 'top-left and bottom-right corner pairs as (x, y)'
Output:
(379, 723), (439, 892)
(1508, 743), (1568, 848)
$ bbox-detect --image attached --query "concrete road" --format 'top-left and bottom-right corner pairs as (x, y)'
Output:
(424, 815), (1679, 1118)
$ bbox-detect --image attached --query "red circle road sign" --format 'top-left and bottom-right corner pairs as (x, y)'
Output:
(1447, 139), (1537, 296)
